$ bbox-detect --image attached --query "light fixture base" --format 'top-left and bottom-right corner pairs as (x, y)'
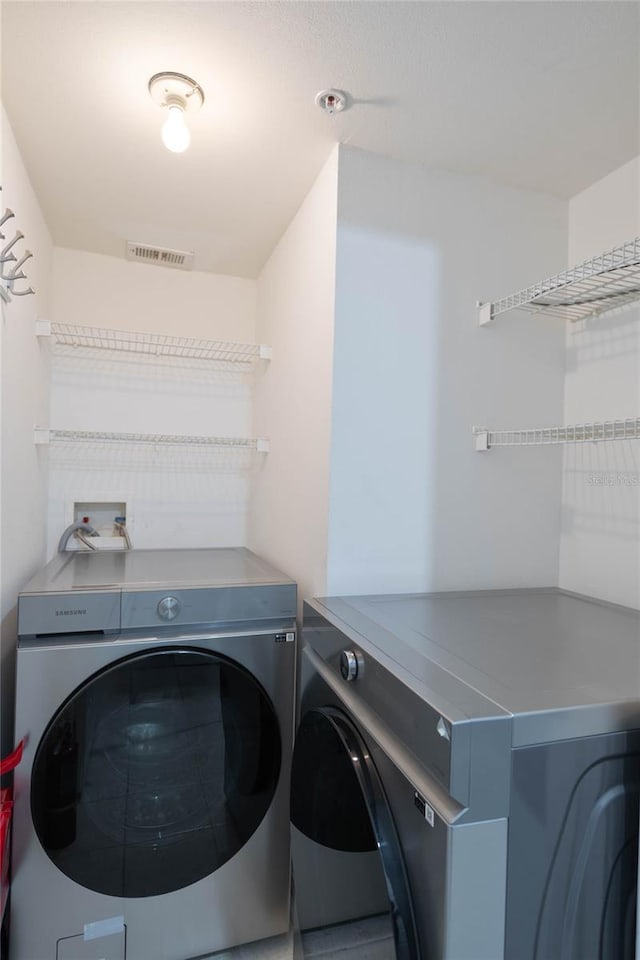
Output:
(149, 72), (204, 113)
(315, 89), (349, 115)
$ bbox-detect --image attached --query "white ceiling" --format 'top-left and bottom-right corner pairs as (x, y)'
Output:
(2, 1), (639, 278)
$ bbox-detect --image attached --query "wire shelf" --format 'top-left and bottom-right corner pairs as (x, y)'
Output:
(35, 428), (269, 452)
(38, 321), (272, 364)
(473, 418), (640, 451)
(478, 238), (640, 324)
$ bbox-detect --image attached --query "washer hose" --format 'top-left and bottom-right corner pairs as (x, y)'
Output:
(57, 522), (99, 553)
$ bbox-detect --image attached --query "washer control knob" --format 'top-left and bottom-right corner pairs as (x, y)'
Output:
(340, 649), (360, 682)
(157, 596), (181, 621)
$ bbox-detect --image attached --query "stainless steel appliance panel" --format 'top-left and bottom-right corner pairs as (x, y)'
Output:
(13, 628), (295, 960)
(302, 601), (512, 819)
(293, 626), (508, 960)
(505, 729), (640, 960)
(12, 547), (297, 960)
(121, 584), (296, 629)
(17, 591), (121, 637)
(299, 589), (640, 960)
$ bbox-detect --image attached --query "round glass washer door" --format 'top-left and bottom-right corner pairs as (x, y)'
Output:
(291, 707), (419, 960)
(31, 647), (281, 898)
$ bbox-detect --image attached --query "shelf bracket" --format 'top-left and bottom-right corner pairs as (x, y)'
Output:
(477, 302), (493, 326)
(473, 428), (490, 452)
(259, 345), (273, 360)
(34, 426), (51, 445)
(256, 439), (270, 453)
(35, 318), (51, 338)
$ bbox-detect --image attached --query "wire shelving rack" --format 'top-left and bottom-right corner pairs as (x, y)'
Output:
(473, 418), (640, 451)
(35, 428), (269, 453)
(37, 320), (272, 364)
(478, 237), (640, 325)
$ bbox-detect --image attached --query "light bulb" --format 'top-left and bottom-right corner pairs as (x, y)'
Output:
(161, 105), (191, 153)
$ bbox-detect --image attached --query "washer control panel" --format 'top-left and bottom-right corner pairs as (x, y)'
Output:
(157, 596), (182, 622)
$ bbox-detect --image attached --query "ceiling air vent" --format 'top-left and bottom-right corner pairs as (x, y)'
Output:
(126, 241), (194, 270)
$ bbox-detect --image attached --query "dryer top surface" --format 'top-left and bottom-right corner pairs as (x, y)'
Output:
(310, 589), (640, 744)
(21, 547), (294, 594)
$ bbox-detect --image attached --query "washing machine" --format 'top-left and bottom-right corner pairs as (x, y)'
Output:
(291, 589), (640, 960)
(11, 547), (296, 960)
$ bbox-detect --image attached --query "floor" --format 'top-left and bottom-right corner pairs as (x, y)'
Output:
(209, 915), (394, 960)
(301, 915), (395, 960)
(207, 930), (296, 960)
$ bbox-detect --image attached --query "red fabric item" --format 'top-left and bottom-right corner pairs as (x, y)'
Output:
(0, 739), (24, 776)
(0, 788), (13, 922)
(0, 741), (23, 923)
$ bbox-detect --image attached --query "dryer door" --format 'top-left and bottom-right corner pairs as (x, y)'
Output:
(30, 646), (281, 898)
(291, 706), (419, 960)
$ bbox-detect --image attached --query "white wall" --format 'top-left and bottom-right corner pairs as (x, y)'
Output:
(1, 108), (52, 754)
(48, 248), (257, 555)
(250, 149), (338, 607)
(327, 146), (568, 595)
(560, 157), (640, 608)
(52, 247), (256, 339)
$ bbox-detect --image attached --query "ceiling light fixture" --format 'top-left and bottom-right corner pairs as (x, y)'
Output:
(148, 72), (204, 154)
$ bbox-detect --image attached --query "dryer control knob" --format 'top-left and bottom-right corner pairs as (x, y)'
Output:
(340, 649), (359, 682)
(157, 596), (181, 621)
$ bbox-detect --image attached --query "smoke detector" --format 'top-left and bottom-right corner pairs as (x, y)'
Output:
(315, 89), (349, 115)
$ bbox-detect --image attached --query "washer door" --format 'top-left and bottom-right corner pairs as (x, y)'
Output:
(31, 646), (281, 898)
(291, 707), (419, 960)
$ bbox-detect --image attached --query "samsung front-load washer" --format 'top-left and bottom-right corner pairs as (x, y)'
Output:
(292, 590), (640, 960)
(12, 548), (296, 960)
